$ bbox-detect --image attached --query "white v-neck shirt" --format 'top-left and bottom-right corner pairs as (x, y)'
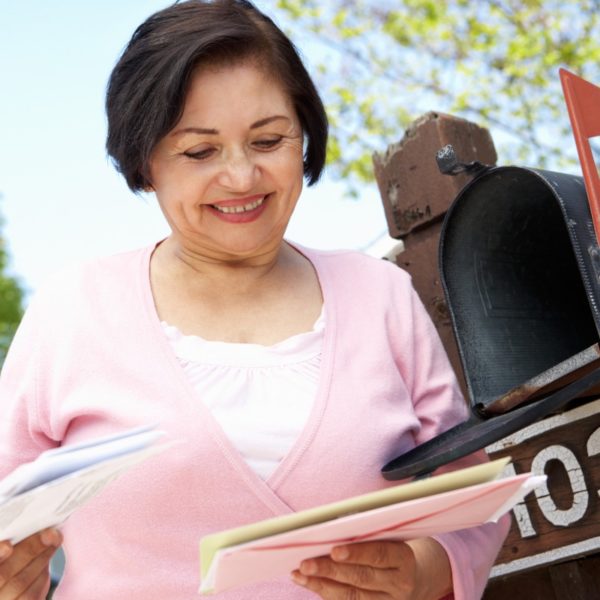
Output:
(162, 312), (324, 480)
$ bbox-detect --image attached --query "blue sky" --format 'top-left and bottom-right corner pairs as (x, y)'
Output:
(0, 0), (391, 299)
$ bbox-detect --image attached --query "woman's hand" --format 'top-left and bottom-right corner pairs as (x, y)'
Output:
(291, 538), (452, 600)
(0, 528), (62, 600)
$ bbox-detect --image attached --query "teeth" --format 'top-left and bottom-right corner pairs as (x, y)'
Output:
(213, 197), (265, 214)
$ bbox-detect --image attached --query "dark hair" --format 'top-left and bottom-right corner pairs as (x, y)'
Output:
(105, 0), (328, 191)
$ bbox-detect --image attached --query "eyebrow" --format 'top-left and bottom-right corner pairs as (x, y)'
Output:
(171, 115), (290, 137)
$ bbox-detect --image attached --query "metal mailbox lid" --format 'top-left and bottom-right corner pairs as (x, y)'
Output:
(439, 165), (600, 413)
(382, 164), (600, 481)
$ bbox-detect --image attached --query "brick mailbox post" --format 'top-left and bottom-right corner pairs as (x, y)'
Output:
(373, 111), (497, 399)
(373, 112), (600, 598)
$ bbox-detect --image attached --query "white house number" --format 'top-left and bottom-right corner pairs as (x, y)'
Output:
(507, 428), (600, 538)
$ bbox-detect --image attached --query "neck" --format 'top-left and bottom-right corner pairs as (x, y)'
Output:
(151, 236), (296, 289)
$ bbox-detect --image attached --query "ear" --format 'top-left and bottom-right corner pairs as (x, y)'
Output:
(141, 177), (154, 192)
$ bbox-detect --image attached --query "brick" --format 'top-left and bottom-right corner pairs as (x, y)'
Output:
(372, 111), (497, 238)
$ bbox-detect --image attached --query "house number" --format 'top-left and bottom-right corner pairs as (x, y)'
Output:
(507, 427), (600, 538)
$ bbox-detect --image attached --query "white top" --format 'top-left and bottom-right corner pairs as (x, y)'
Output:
(162, 313), (324, 480)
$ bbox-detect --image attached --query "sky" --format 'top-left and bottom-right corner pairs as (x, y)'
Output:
(0, 0), (394, 300)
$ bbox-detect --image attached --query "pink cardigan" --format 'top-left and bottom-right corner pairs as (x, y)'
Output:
(0, 243), (508, 599)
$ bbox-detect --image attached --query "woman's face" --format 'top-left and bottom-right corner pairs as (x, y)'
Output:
(149, 62), (305, 261)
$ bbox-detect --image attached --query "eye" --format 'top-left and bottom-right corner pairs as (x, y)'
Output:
(183, 147), (215, 161)
(253, 137), (283, 150)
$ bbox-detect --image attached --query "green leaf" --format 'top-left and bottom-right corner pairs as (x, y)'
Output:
(272, 0), (599, 190)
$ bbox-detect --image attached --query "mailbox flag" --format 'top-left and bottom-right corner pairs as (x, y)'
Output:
(560, 68), (600, 243)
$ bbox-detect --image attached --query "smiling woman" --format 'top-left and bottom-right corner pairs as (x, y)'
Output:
(147, 64), (305, 264)
(0, 2), (508, 599)
(146, 60), (323, 345)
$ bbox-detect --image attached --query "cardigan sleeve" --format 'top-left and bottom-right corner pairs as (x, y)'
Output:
(403, 281), (469, 444)
(400, 278), (510, 599)
(0, 292), (57, 483)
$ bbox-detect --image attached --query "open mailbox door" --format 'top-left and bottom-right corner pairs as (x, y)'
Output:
(383, 71), (600, 481)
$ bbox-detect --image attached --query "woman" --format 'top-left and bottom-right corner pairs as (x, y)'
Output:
(0, 1), (508, 598)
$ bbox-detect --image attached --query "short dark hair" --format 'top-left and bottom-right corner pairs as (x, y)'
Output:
(105, 0), (328, 192)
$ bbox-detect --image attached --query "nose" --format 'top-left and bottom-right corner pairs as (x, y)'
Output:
(217, 149), (259, 191)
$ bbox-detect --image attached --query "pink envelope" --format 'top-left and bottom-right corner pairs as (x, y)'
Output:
(200, 472), (540, 594)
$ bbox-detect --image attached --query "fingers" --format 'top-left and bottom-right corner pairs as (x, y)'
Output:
(0, 529), (62, 600)
(1, 529), (61, 580)
(16, 570), (51, 600)
(292, 569), (390, 599)
(293, 558), (392, 595)
(0, 547), (54, 599)
(0, 544), (13, 564)
(291, 542), (418, 598)
(330, 541), (416, 570)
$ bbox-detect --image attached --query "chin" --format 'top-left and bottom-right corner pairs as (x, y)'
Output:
(217, 228), (285, 254)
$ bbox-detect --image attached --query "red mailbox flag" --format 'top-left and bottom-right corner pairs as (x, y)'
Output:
(560, 68), (600, 242)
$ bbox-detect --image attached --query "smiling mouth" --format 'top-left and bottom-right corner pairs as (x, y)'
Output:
(211, 197), (265, 214)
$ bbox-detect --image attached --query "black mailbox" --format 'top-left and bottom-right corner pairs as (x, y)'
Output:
(383, 158), (600, 480)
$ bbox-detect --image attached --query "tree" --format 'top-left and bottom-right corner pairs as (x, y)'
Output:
(0, 195), (25, 363)
(271, 0), (600, 188)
